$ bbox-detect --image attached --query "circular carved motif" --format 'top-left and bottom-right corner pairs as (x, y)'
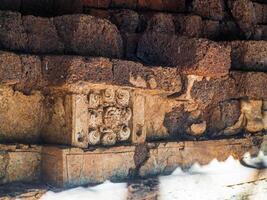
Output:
(101, 129), (117, 146)
(117, 125), (131, 141)
(88, 93), (101, 108)
(103, 88), (115, 103)
(103, 106), (121, 128)
(116, 89), (130, 106)
(88, 109), (103, 128)
(88, 130), (101, 145)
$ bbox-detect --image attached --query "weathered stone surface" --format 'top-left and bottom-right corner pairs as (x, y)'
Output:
(229, 41), (267, 71)
(192, 0), (225, 20)
(0, 51), (21, 85)
(53, 14), (123, 58)
(113, 59), (182, 92)
(137, 33), (231, 77)
(241, 100), (264, 133)
(230, 0), (256, 38)
(139, 137), (262, 176)
(146, 13), (175, 34)
(207, 100), (243, 137)
(0, 87), (45, 143)
(137, 0), (186, 12)
(0, 145), (41, 184)
(0, 11), (27, 51)
(22, 15), (64, 54)
(41, 146), (136, 187)
(0, 51), (44, 92)
(111, 9), (139, 33)
(41, 137), (262, 187)
(0, 12), (123, 58)
(232, 71), (267, 99)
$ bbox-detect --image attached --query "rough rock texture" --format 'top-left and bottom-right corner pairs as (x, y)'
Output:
(41, 137), (262, 187)
(0, 11), (123, 58)
(229, 41), (267, 71)
(0, 145), (41, 184)
(137, 33), (231, 77)
(192, 0), (225, 20)
(0, 87), (45, 143)
(230, 0), (257, 39)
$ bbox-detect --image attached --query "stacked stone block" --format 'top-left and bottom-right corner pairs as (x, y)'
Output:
(0, 0), (266, 188)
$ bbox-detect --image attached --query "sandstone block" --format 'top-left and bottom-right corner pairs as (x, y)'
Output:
(41, 146), (136, 187)
(41, 138), (262, 187)
(0, 87), (45, 143)
(241, 100), (264, 133)
(137, 33), (231, 77)
(0, 145), (41, 184)
(139, 137), (262, 176)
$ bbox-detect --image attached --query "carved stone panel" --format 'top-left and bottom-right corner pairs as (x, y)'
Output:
(87, 88), (132, 146)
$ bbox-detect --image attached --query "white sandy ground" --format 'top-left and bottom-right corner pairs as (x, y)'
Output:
(40, 152), (267, 200)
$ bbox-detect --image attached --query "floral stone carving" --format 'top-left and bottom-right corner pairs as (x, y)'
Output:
(88, 88), (132, 146)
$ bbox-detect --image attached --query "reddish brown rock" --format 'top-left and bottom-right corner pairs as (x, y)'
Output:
(146, 13), (175, 33)
(229, 41), (267, 71)
(111, 9), (139, 33)
(0, 12), (123, 58)
(112, 59), (182, 92)
(190, 76), (237, 108)
(206, 100), (242, 136)
(202, 20), (220, 39)
(0, 11), (27, 51)
(192, 0), (225, 20)
(53, 14), (123, 58)
(230, 0), (256, 38)
(180, 15), (203, 37)
(22, 15), (64, 54)
(0, 51), (21, 85)
(137, 0), (186, 12)
(232, 71), (267, 100)
(253, 2), (267, 24)
(137, 33), (231, 77)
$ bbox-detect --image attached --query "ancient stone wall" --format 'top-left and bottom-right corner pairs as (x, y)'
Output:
(0, 0), (266, 187)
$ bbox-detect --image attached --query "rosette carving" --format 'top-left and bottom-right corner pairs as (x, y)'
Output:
(103, 106), (121, 128)
(117, 125), (131, 141)
(88, 129), (101, 145)
(116, 89), (130, 106)
(103, 88), (115, 104)
(88, 93), (101, 108)
(101, 128), (117, 146)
